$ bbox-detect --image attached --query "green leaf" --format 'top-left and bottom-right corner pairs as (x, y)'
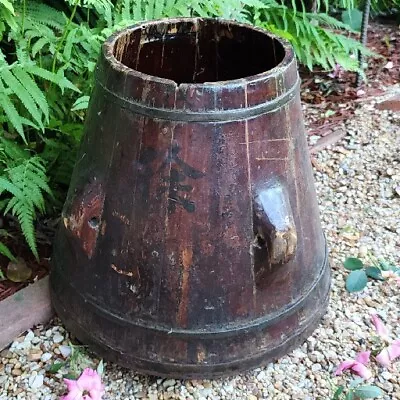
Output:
(341, 9), (363, 31)
(354, 385), (383, 398)
(333, 385), (345, 400)
(349, 377), (364, 389)
(344, 257), (363, 270)
(379, 260), (394, 271)
(47, 362), (65, 373)
(346, 270), (368, 293)
(365, 266), (384, 281)
(345, 392), (355, 400)
(71, 96), (90, 111)
(63, 373), (78, 380)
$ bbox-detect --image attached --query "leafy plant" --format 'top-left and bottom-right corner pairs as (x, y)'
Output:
(332, 380), (383, 399)
(343, 257), (398, 293)
(47, 341), (103, 380)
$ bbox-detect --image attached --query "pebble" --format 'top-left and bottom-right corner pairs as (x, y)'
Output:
(41, 353), (52, 362)
(59, 345), (72, 358)
(28, 349), (43, 361)
(29, 374), (44, 389)
(53, 334), (64, 344)
(0, 101), (399, 400)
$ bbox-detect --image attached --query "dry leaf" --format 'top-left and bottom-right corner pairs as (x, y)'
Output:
(6, 257), (32, 282)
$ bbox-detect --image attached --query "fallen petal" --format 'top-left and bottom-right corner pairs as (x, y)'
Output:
(387, 340), (400, 362)
(335, 360), (356, 375)
(352, 362), (372, 379)
(376, 348), (391, 367)
(356, 350), (371, 365)
(371, 315), (390, 341)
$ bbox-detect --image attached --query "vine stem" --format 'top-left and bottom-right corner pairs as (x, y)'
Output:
(51, 0), (80, 74)
(21, 0), (26, 34)
(356, 0), (371, 87)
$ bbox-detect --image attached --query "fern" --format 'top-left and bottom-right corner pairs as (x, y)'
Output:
(0, 155), (52, 260)
(0, 47), (78, 142)
(0, 240), (16, 261)
(254, 0), (375, 71)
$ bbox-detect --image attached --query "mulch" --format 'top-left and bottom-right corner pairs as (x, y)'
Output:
(0, 220), (53, 302)
(300, 20), (399, 136)
(0, 20), (398, 304)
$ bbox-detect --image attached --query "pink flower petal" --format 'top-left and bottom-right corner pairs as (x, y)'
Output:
(64, 379), (80, 392)
(77, 369), (103, 392)
(335, 360), (356, 375)
(355, 350), (371, 365)
(60, 387), (84, 400)
(88, 389), (104, 400)
(376, 348), (391, 367)
(387, 340), (400, 362)
(352, 362), (372, 379)
(371, 314), (390, 341)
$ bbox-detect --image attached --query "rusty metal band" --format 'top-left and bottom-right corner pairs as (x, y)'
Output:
(53, 240), (329, 338)
(96, 78), (300, 122)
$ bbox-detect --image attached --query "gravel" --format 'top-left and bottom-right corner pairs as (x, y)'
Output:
(1, 100), (399, 399)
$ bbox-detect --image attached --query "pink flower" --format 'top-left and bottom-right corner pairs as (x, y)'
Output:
(376, 340), (400, 368)
(371, 314), (390, 342)
(335, 351), (372, 379)
(61, 368), (104, 400)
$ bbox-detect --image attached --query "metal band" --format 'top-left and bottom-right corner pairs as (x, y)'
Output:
(97, 78), (300, 122)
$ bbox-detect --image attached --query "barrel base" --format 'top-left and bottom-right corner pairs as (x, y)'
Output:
(50, 251), (330, 379)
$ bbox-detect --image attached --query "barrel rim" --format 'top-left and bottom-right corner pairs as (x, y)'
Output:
(101, 17), (296, 90)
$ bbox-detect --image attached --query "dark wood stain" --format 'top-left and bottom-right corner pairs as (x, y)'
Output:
(51, 18), (330, 378)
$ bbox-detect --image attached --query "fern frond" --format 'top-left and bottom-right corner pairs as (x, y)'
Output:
(24, 64), (80, 93)
(17, 1), (66, 32)
(0, 157), (52, 260)
(0, 240), (16, 262)
(0, 67), (45, 130)
(0, 80), (26, 141)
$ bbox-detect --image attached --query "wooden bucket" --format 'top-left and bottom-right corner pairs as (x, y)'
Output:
(51, 18), (330, 378)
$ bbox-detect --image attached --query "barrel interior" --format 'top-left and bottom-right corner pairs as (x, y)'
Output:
(112, 20), (285, 84)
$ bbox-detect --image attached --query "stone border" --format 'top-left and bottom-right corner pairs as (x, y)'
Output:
(0, 276), (53, 350)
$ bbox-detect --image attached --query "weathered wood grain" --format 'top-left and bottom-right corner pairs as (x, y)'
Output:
(0, 277), (53, 351)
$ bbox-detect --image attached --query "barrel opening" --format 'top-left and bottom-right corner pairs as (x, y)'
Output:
(113, 19), (286, 84)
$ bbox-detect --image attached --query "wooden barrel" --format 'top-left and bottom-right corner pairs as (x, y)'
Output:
(51, 18), (330, 378)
